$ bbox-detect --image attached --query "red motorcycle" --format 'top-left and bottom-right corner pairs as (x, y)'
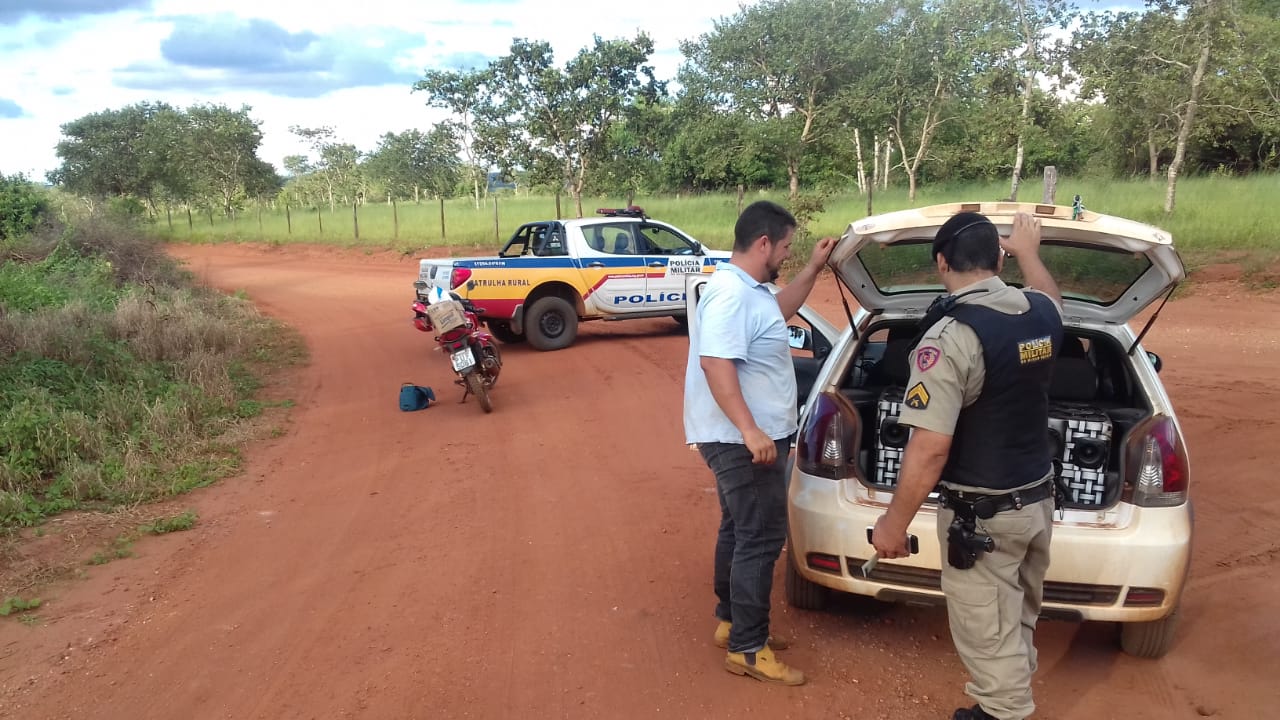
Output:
(411, 283), (503, 413)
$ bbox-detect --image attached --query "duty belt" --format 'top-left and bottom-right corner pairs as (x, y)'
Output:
(939, 479), (1054, 520)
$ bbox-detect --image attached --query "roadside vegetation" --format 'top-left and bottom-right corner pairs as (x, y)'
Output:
(150, 174), (1280, 285)
(0, 174), (305, 533)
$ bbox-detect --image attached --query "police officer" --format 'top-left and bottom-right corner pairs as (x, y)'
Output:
(871, 211), (1064, 720)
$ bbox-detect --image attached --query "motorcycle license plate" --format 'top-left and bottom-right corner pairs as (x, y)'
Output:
(450, 348), (476, 372)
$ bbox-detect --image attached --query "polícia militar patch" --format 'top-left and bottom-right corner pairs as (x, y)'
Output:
(915, 345), (941, 372)
(905, 382), (931, 410)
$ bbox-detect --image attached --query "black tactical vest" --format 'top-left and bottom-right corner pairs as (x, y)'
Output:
(940, 292), (1064, 490)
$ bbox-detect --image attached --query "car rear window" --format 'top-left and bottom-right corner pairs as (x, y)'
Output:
(857, 239), (1153, 305)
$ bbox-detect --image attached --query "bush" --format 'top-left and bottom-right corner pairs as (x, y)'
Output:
(0, 174), (47, 242)
(0, 209), (303, 528)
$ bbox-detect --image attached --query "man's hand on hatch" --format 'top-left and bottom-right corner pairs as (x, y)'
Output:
(808, 236), (837, 271)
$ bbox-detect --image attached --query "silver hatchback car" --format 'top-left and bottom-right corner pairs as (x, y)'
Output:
(694, 201), (1191, 659)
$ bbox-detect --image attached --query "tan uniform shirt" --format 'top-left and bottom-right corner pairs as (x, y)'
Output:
(897, 276), (1063, 437)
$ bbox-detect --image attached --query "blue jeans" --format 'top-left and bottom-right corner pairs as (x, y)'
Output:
(699, 438), (791, 653)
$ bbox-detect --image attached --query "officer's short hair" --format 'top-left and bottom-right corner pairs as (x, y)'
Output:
(734, 200), (796, 253)
(933, 211), (1000, 272)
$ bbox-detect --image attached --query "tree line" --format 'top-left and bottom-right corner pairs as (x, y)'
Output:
(38, 0), (1280, 219)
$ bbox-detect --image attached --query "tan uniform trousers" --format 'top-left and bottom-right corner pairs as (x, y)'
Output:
(936, 497), (1054, 720)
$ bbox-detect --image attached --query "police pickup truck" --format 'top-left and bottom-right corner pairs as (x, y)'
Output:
(414, 207), (730, 351)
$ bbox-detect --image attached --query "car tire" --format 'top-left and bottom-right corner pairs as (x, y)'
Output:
(672, 315), (688, 334)
(1120, 606), (1180, 659)
(784, 550), (829, 611)
(525, 296), (578, 351)
(488, 321), (525, 344)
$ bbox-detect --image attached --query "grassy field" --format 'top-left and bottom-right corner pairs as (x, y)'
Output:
(152, 174), (1279, 283)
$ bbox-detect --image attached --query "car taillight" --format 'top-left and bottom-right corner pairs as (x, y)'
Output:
(796, 391), (861, 480)
(1123, 416), (1189, 508)
(450, 267), (472, 289)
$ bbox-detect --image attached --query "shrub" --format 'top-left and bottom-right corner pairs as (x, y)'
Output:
(0, 173), (47, 242)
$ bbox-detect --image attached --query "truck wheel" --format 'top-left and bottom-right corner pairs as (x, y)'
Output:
(526, 296), (578, 351)
(488, 321), (525, 344)
(1120, 606), (1180, 658)
(784, 551), (828, 611)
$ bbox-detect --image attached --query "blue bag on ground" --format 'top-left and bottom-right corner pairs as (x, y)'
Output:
(399, 383), (435, 411)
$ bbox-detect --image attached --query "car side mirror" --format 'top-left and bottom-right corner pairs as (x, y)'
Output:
(692, 241), (703, 256)
(1146, 351), (1162, 373)
(788, 325), (813, 351)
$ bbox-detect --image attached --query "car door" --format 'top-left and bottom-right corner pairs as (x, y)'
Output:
(642, 222), (709, 311)
(578, 222), (649, 314)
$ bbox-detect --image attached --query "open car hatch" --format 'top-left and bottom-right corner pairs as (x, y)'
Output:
(830, 201), (1186, 325)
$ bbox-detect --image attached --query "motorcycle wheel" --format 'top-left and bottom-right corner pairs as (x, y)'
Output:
(483, 343), (503, 388)
(465, 372), (493, 413)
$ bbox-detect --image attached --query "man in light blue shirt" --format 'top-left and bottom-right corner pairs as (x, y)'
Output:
(683, 200), (834, 686)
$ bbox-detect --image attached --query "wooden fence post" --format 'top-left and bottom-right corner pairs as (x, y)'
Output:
(439, 197), (446, 243)
(353, 202), (360, 241)
(393, 199), (399, 241)
(737, 184), (744, 215)
(317, 206), (323, 236)
(187, 207), (193, 231)
(286, 203), (292, 235)
(493, 194), (500, 243)
(1042, 166), (1058, 205)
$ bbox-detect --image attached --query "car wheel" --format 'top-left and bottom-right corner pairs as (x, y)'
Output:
(672, 315), (688, 333)
(488, 321), (525, 344)
(784, 550), (829, 611)
(1120, 606), (1180, 658)
(525, 296), (578, 351)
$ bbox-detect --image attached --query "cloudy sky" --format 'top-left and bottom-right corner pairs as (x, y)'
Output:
(1, 0), (1141, 182)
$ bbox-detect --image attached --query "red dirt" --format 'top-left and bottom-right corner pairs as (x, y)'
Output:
(2, 243), (1277, 719)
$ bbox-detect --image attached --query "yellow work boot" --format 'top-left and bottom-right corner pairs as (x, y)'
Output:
(713, 620), (790, 650)
(724, 646), (805, 686)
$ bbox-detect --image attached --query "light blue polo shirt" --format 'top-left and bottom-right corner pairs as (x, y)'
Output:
(683, 261), (797, 444)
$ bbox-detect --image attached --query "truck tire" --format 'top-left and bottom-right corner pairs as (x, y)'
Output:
(784, 551), (828, 611)
(1120, 606), (1180, 658)
(488, 321), (525, 344)
(525, 296), (578, 351)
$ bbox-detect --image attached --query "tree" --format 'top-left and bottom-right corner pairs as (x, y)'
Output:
(363, 126), (462, 202)
(1008, 0), (1075, 200)
(289, 126), (362, 211)
(182, 104), (269, 215)
(677, 0), (882, 201)
(478, 34), (662, 217)
(413, 69), (495, 208)
(49, 101), (184, 207)
(1069, 0), (1245, 212)
(879, 0), (1020, 203)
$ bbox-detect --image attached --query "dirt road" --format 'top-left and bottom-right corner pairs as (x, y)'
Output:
(2, 244), (1277, 719)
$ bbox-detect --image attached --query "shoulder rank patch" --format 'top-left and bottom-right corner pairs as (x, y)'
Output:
(905, 382), (931, 410)
(915, 345), (941, 372)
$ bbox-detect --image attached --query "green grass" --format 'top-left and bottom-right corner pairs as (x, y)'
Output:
(0, 218), (306, 530)
(0, 596), (41, 616)
(138, 510), (198, 535)
(153, 175), (1280, 258)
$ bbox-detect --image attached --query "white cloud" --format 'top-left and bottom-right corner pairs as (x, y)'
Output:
(0, 0), (754, 180)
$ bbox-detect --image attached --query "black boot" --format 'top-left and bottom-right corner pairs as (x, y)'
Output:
(952, 705), (999, 720)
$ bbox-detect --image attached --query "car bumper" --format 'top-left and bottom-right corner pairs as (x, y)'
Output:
(788, 475), (1191, 622)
